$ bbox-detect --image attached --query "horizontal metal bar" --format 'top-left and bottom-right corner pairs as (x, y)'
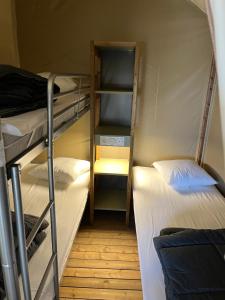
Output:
(53, 106), (89, 140)
(34, 253), (56, 300)
(51, 73), (90, 79)
(53, 87), (90, 100)
(7, 104), (90, 173)
(53, 95), (89, 119)
(26, 201), (53, 250)
(7, 140), (46, 172)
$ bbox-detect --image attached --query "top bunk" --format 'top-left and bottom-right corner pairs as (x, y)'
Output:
(0, 66), (90, 171)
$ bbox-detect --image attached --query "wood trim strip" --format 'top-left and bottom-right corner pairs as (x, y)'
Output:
(196, 55), (216, 165)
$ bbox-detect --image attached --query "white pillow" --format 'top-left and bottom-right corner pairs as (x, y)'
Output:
(29, 157), (90, 184)
(38, 72), (77, 93)
(153, 160), (217, 188)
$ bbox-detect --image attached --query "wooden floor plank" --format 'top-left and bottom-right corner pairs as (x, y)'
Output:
(60, 216), (142, 299)
(72, 244), (138, 254)
(60, 298), (88, 300)
(63, 267), (141, 280)
(70, 251), (139, 262)
(75, 237), (137, 246)
(60, 287), (143, 300)
(61, 277), (142, 291)
(66, 258), (140, 270)
(77, 231), (137, 240)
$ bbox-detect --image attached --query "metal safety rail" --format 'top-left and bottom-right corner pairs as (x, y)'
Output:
(0, 73), (90, 300)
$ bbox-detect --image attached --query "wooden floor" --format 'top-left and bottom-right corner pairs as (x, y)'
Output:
(59, 212), (143, 300)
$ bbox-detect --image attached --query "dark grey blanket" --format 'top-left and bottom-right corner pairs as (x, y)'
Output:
(0, 212), (49, 299)
(154, 228), (225, 300)
(0, 65), (60, 117)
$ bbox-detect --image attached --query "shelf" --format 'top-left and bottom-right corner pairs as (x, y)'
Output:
(90, 41), (141, 224)
(95, 89), (133, 95)
(94, 41), (137, 49)
(94, 159), (129, 176)
(95, 125), (130, 136)
(94, 189), (127, 211)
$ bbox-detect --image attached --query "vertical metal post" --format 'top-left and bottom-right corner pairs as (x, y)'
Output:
(0, 166), (21, 300)
(11, 164), (32, 300)
(47, 74), (59, 300)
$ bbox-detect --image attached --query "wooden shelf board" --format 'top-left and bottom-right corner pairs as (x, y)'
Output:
(94, 189), (127, 211)
(94, 159), (129, 176)
(95, 125), (131, 137)
(94, 41), (137, 49)
(95, 89), (133, 95)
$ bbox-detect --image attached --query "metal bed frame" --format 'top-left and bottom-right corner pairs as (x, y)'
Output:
(0, 73), (90, 300)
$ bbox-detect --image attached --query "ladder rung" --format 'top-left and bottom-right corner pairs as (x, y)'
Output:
(26, 201), (53, 250)
(34, 253), (56, 300)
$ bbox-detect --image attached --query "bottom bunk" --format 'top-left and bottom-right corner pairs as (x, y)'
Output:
(8, 162), (90, 299)
(132, 165), (225, 300)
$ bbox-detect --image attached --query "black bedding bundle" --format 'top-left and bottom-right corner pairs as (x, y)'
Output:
(0, 65), (60, 118)
(0, 212), (49, 299)
(154, 228), (225, 300)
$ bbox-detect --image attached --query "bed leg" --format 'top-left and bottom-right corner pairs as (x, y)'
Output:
(0, 166), (21, 300)
(11, 164), (32, 300)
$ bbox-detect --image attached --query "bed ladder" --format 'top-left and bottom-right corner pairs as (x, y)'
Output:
(10, 74), (60, 300)
(0, 73), (90, 300)
(11, 161), (59, 300)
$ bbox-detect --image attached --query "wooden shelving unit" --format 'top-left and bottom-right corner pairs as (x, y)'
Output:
(90, 41), (142, 224)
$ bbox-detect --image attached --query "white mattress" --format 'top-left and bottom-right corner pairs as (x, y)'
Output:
(133, 166), (225, 300)
(2, 93), (87, 137)
(2, 94), (89, 164)
(9, 164), (90, 299)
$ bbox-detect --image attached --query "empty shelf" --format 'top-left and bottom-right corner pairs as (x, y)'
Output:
(94, 189), (127, 211)
(95, 125), (131, 136)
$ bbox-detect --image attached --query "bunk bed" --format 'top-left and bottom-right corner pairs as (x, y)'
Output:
(1, 73), (90, 166)
(132, 165), (225, 300)
(0, 71), (90, 300)
(8, 163), (90, 298)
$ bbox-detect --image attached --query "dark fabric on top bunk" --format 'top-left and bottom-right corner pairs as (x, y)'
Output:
(0, 212), (49, 299)
(0, 65), (60, 118)
(153, 228), (225, 300)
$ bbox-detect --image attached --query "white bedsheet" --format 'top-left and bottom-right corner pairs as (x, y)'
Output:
(9, 164), (89, 299)
(2, 94), (84, 137)
(133, 166), (225, 300)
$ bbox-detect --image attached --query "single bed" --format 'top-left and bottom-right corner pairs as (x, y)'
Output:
(8, 163), (90, 299)
(132, 166), (225, 300)
(1, 92), (90, 164)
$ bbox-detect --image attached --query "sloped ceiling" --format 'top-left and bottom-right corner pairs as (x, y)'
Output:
(190, 0), (206, 13)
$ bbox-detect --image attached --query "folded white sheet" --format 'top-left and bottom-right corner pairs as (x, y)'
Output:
(1, 94), (83, 137)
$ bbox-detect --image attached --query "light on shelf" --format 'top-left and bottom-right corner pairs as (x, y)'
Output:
(94, 158), (129, 175)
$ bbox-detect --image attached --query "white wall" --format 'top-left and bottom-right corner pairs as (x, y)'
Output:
(15, 0), (212, 165)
